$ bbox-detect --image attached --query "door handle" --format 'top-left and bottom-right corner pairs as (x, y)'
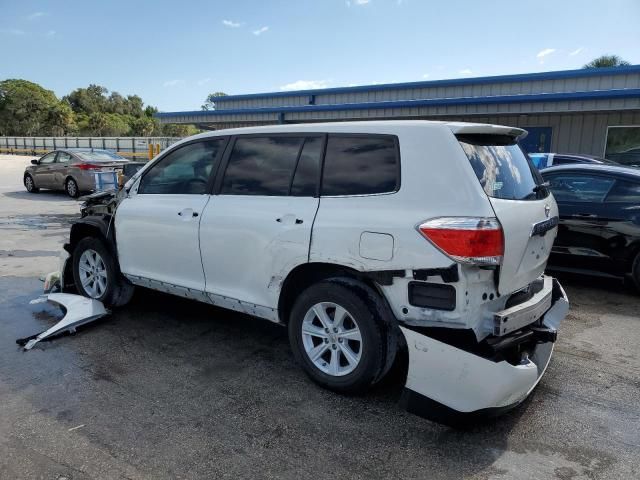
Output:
(178, 210), (199, 217)
(276, 215), (303, 224)
(571, 213), (597, 219)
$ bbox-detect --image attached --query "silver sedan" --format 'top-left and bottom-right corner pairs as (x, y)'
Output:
(23, 149), (129, 198)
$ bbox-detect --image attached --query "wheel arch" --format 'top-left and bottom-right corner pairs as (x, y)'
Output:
(67, 215), (117, 259)
(277, 262), (395, 325)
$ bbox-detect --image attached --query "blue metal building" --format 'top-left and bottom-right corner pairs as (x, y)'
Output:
(156, 66), (640, 158)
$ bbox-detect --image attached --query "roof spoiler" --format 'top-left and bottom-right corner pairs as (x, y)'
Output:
(446, 123), (527, 140)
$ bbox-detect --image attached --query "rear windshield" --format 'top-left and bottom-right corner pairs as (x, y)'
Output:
(457, 134), (546, 201)
(75, 151), (126, 162)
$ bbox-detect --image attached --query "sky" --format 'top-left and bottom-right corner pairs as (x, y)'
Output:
(1, 0), (639, 112)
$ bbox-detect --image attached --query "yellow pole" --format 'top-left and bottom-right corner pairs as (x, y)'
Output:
(155, 143), (160, 156)
(148, 144), (154, 160)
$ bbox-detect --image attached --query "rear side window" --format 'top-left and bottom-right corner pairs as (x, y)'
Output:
(458, 134), (544, 201)
(290, 137), (322, 196)
(605, 179), (640, 203)
(321, 135), (399, 196)
(546, 174), (615, 203)
(221, 136), (304, 196)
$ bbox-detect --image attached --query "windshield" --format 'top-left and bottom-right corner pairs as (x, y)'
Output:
(457, 134), (546, 201)
(75, 150), (126, 162)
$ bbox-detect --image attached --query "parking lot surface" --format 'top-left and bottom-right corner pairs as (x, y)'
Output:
(1, 154), (639, 479)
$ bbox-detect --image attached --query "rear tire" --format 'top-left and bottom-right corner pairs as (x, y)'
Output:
(24, 174), (39, 193)
(66, 178), (80, 198)
(72, 236), (134, 308)
(288, 277), (397, 394)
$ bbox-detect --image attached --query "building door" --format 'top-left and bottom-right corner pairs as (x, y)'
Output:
(520, 127), (552, 153)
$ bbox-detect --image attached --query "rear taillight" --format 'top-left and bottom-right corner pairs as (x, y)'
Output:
(417, 217), (504, 266)
(78, 163), (100, 170)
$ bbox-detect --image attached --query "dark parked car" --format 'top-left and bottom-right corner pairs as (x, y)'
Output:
(542, 164), (640, 289)
(530, 153), (617, 170)
(24, 148), (129, 198)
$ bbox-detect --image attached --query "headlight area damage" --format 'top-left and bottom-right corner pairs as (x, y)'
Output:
(398, 277), (569, 426)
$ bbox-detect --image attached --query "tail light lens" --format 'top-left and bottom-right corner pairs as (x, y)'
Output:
(418, 217), (504, 266)
(78, 163), (101, 170)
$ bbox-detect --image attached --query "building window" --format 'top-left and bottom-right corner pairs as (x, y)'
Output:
(605, 126), (640, 167)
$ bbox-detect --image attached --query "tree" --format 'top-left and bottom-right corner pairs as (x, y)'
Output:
(583, 55), (631, 69)
(130, 116), (155, 136)
(162, 123), (199, 137)
(201, 91), (228, 110)
(0, 79), (73, 136)
(64, 84), (109, 115)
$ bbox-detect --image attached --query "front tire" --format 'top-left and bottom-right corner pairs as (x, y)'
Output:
(288, 278), (396, 394)
(66, 178), (80, 198)
(72, 236), (134, 308)
(24, 174), (39, 193)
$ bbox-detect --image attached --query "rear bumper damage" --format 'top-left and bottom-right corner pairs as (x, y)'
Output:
(399, 277), (569, 424)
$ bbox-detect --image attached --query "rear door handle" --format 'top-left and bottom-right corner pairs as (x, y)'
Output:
(276, 215), (303, 225)
(178, 209), (198, 217)
(571, 213), (597, 219)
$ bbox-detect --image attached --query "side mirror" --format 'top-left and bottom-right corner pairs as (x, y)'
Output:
(31, 159), (39, 165)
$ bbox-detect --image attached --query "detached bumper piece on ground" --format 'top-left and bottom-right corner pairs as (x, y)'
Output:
(17, 293), (109, 351)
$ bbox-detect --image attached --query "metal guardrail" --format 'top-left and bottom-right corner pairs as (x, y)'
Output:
(0, 136), (182, 159)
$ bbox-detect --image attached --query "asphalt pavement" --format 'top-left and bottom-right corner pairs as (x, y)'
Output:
(1, 154), (639, 480)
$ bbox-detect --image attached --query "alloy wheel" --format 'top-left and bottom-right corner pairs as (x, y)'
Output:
(67, 179), (77, 197)
(301, 302), (363, 376)
(78, 249), (108, 298)
(25, 176), (34, 192)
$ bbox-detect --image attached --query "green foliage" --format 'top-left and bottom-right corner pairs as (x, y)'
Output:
(0, 78), (199, 137)
(583, 55), (631, 69)
(201, 91), (228, 111)
(0, 79), (74, 136)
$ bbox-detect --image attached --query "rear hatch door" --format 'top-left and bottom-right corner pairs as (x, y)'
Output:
(455, 128), (557, 294)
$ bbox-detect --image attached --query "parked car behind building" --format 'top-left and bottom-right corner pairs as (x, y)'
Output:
(542, 164), (640, 289)
(61, 121), (569, 424)
(24, 148), (129, 198)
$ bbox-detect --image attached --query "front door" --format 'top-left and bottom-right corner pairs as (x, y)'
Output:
(200, 135), (323, 310)
(115, 138), (228, 290)
(520, 127), (552, 154)
(50, 151), (72, 190)
(34, 152), (58, 188)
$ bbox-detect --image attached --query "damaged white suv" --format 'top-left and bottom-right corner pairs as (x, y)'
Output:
(62, 121), (569, 424)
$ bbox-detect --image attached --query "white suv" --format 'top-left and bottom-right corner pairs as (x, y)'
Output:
(64, 121), (569, 424)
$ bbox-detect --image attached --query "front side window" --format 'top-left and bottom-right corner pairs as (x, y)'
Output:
(291, 137), (322, 196)
(39, 152), (56, 164)
(321, 135), (399, 196)
(605, 179), (640, 203)
(138, 140), (224, 195)
(546, 174), (615, 203)
(221, 136), (304, 196)
(458, 134), (544, 201)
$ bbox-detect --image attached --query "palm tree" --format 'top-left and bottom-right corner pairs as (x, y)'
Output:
(583, 55), (631, 69)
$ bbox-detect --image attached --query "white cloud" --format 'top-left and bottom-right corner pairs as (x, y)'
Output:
(45, 30), (56, 37)
(253, 26), (269, 35)
(280, 79), (330, 91)
(0, 28), (25, 35)
(459, 69), (473, 75)
(346, 0), (370, 5)
(222, 20), (242, 28)
(197, 77), (211, 86)
(422, 73), (430, 79)
(536, 48), (556, 64)
(163, 79), (183, 87)
(27, 11), (46, 20)
(569, 47), (584, 56)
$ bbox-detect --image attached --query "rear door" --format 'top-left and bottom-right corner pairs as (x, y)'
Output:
(51, 151), (72, 189)
(457, 134), (557, 294)
(115, 138), (227, 290)
(199, 134), (323, 309)
(543, 171), (616, 273)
